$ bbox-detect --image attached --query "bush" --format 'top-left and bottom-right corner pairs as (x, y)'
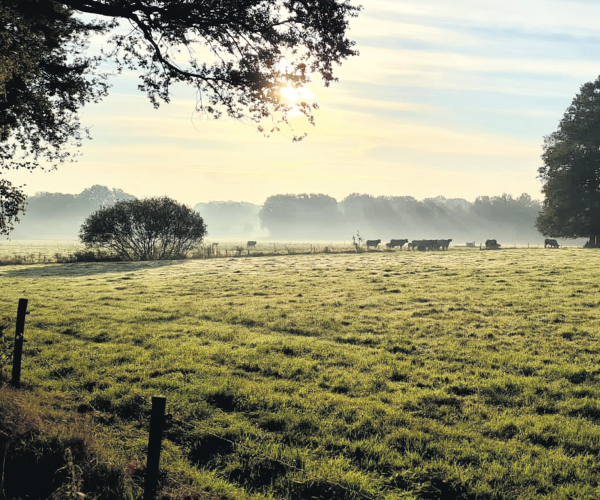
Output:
(72, 249), (121, 262)
(79, 197), (207, 261)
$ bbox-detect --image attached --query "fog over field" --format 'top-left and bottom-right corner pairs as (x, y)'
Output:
(8, 185), (584, 247)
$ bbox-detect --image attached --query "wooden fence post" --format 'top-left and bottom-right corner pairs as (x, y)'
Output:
(143, 396), (167, 500)
(11, 298), (28, 388)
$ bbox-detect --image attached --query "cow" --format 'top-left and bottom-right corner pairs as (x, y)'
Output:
(424, 240), (439, 251)
(247, 240), (257, 249)
(366, 239), (381, 249)
(389, 239), (408, 249)
(485, 239), (501, 249)
(409, 239), (428, 251)
(426, 240), (441, 251)
(545, 238), (559, 249)
(438, 239), (452, 250)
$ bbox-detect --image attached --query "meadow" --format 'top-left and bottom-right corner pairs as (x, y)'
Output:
(0, 239), (355, 265)
(0, 239), (82, 264)
(2, 247), (600, 499)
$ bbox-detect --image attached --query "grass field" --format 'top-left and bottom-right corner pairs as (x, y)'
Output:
(2, 248), (600, 499)
(0, 239), (82, 264)
(0, 239), (563, 265)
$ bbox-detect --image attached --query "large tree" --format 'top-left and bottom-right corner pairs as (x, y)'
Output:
(1, 0), (361, 233)
(1, 0), (108, 234)
(536, 76), (600, 246)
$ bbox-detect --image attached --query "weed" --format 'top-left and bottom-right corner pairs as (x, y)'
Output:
(0, 316), (13, 381)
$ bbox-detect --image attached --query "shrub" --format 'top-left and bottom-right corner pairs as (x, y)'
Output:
(72, 249), (121, 262)
(80, 197), (207, 261)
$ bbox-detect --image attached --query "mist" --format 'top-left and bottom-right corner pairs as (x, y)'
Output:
(258, 193), (554, 246)
(6, 187), (578, 247)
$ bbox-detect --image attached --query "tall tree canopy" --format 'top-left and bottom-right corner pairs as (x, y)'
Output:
(1, 0), (361, 233)
(536, 76), (600, 246)
(1, 0), (108, 234)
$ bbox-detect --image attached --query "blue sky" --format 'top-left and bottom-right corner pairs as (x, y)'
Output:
(10, 0), (600, 205)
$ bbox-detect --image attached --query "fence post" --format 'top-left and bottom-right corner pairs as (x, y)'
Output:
(143, 396), (167, 500)
(11, 298), (28, 388)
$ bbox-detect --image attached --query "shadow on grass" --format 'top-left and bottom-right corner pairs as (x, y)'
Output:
(0, 259), (180, 278)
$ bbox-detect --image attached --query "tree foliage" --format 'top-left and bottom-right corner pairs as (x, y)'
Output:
(67, 0), (361, 128)
(1, 1), (109, 171)
(536, 76), (600, 245)
(259, 193), (343, 237)
(1, 0), (109, 234)
(0, 180), (26, 235)
(1, 0), (361, 232)
(80, 197), (207, 260)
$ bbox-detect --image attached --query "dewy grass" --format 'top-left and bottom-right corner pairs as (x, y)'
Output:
(2, 248), (600, 498)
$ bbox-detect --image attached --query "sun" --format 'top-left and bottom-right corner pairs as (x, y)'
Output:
(281, 84), (301, 103)
(280, 84), (317, 104)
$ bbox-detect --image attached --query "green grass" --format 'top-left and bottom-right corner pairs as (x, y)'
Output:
(2, 248), (600, 499)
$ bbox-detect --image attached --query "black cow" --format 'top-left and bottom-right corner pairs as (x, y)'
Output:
(366, 239), (381, 249)
(437, 239), (452, 250)
(409, 239), (428, 251)
(425, 239), (438, 251)
(545, 238), (559, 249)
(389, 239), (408, 249)
(247, 240), (257, 249)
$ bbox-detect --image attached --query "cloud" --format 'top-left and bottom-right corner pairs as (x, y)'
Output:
(367, 0), (600, 37)
(350, 17), (476, 46)
(339, 45), (598, 83)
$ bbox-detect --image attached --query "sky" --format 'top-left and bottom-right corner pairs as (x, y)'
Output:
(9, 0), (600, 206)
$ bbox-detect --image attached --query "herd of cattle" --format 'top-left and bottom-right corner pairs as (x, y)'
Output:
(243, 238), (562, 250)
(364, 239), (452, 251)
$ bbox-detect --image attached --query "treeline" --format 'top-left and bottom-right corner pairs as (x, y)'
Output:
(193, 201), (262, 238)
(258, 193), (544, 244)
(9, 185), (135, 239)
(9, 187), (545, 244)
(10, 188), (266, 240)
